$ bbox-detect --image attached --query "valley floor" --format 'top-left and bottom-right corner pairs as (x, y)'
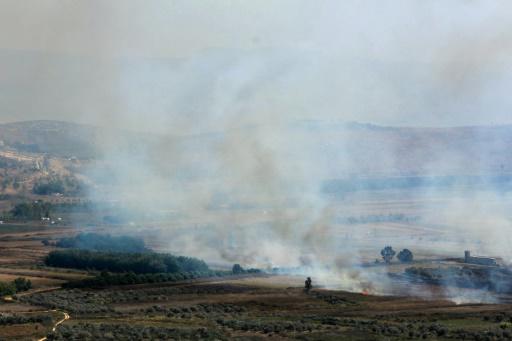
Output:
(0, 222), (510, 340)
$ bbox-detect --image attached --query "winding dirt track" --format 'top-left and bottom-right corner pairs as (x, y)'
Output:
(36, 310), (70, 341)
(2, 287), (70, 341)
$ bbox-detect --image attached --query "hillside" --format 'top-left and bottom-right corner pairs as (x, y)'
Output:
(178, 121), (512, 179)
(0, 120), (100, 159)
(1, 120), (511, 201)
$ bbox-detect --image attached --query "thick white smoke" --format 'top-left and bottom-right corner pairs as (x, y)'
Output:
(1, 1), (512, 302)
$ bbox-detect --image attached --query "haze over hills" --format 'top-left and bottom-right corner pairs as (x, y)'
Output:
(1, 119), (511, 177)
(0, 120), (101, 159)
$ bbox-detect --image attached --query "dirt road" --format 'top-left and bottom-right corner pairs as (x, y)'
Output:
(37, 310), (70, 341)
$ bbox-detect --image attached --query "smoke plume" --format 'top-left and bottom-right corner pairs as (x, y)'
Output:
(2, 0), (512, 302)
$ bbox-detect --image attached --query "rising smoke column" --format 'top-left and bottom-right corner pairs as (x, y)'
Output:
(2, 1), (512, 300)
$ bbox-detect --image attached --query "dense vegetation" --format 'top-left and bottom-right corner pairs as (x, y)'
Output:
(56, 233), (148, 253)
(232, 263), (261, 275)
(32, 176), (84, 196)
(23, 282), (512, 341)
(0, 277), (32, 296)
(46, 323), (223, 340)
(8, 201), (96, 221)
(32, 178), (65, 195)
(45, 249), (209, 274)
(65, 269), (231, 288)
(404, 266), (512, 293)
(10, 201), (52, 220)
(0, 314), (51, 326)
(20, 283), (255, 314)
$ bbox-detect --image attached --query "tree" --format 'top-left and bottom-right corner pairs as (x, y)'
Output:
(380, 246), (396, 263)
(397, 249), (413, 263)
(32, 178), (65, 195)
(232, 264), (244, 274)
(13, 277), (32, 292)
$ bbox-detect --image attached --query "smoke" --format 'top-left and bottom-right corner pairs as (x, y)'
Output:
(2, 1), (512, 127)
(2, 1), (512, 303)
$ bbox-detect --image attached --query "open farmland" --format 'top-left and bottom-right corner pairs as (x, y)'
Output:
(0, 189), (509, 339)
(17, 274), (512, 340)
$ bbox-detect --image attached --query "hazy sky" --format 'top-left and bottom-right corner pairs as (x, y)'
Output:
(1, 0), (512, 132)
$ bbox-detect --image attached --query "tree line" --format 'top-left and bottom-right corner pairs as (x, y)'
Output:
(8, 201), (94, 221)
(10, 201), (52, 220)
(55, 233), (148, 253)
(64, 269), (232, 288)
(45, 249), (210, 274)
(66, 265), (263, 289)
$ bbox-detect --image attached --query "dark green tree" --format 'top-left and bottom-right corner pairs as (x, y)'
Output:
(13, 277), (32, 292)
(232, 264), (245, 274)
(380, 246), (396, 263)
(397, 249), (414, 263)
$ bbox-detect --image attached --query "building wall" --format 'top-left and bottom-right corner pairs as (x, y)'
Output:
(464, 251), (497, 266)
(467, 257), (497, 266)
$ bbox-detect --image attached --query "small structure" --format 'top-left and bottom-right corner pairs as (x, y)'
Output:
(464, 250), (497, 266)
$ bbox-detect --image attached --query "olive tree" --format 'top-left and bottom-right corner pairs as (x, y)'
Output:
(380, 246), (396, 263)
(397, 249), (413, 263)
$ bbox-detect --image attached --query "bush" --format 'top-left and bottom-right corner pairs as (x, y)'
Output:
(33, 179), (65, 195)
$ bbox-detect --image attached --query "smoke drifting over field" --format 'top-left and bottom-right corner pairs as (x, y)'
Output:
(2, 1), (512, 302)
